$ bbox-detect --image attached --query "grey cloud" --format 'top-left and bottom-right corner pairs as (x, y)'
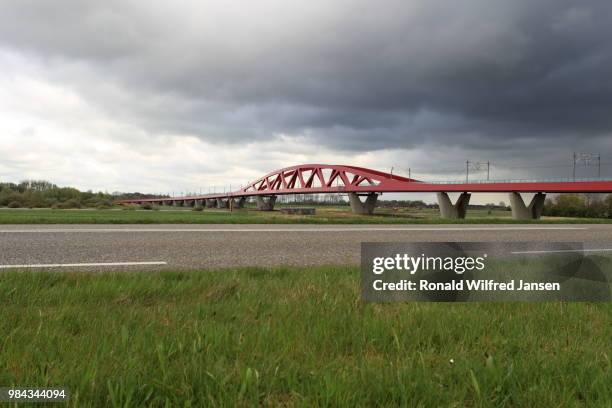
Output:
(2, 0), (612, 175)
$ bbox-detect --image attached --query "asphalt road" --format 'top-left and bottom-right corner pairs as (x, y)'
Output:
(1, 224), (612, 271)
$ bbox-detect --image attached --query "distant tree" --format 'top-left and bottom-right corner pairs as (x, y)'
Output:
(0, 179), (163, 209)
(543, 193), (611, 218)
(556, 194), (587, 217)
(605, 195), (612, 218)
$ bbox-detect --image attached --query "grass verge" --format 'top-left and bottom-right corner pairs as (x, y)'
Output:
(0, 207), (610, 224)
(1, 267), (610, 406)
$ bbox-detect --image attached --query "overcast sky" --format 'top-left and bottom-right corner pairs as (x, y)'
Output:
(2, 1), (612, 202)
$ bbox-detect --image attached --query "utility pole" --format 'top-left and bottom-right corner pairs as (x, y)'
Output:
(598, 154), (601, 178)
(574, 152), (601, 179)
(467, 160), (489, 182)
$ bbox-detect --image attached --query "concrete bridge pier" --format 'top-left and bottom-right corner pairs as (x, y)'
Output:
(231, 197), (246, 209)
(348, 192), (378, 215)
(205, 199), (216, 208)
(195, 199), (204, 207)
(256, 195), (276, 211)
(509, 192), (546, 220)
(184, 200), (195, 207)
(173, 200), (184, 207)
(216, 198), (229, 209)
(437, 192), (470, 219)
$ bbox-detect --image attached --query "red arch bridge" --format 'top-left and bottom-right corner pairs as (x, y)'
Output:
(118, 164), (612, 220)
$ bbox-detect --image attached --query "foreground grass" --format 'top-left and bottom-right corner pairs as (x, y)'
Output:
(0, 267), (610, 406)
(0, 207), (609, 224)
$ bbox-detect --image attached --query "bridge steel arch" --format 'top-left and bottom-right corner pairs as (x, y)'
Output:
(118, 163), (612, 220)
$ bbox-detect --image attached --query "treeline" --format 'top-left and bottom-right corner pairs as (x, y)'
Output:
(379, 194), (612, 218)
(543, 193), (612, 218)
(276, 194), (347, 205)
(378, 199), (432, 209)
(0, 180), (163, 209)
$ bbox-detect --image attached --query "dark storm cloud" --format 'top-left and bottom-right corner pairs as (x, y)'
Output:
(2, 0), (612, 159)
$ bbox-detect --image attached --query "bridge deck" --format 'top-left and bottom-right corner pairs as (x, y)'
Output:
(120, 179), (612, 204)
(117, 164), (612, 204)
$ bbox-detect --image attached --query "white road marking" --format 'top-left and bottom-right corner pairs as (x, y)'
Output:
(0, 261), (168, 269)
(511, 248), (612, 254)
(0, 227), (589, 233)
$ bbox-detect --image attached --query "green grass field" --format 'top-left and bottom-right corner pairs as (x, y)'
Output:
(0, 207), (608, 224)
(1, 267), (610, 407)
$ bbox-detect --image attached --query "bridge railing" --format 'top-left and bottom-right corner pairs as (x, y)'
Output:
(423, 177), (612, 185)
